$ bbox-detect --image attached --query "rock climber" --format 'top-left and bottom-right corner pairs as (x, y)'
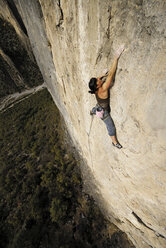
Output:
(88, 45), (125, 149)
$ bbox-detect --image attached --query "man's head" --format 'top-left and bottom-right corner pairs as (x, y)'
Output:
(88, 77), (97, 94)
(88, 77), (103, 94)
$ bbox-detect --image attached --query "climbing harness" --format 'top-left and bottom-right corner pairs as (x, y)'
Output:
(96, 106), (104, 119)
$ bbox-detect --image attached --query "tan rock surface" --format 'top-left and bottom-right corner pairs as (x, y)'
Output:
(12, 0), (166, 247)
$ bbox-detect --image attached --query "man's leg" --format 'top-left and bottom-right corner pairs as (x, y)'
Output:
(103, 115), (122, 149)
(111, 135), (118, 144)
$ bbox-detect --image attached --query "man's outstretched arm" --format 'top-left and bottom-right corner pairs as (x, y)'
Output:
(102, 45), (125, 91)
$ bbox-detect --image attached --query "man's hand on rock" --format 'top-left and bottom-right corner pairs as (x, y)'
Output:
(115, 44), (125, 59)
(102, 68), (109, 75)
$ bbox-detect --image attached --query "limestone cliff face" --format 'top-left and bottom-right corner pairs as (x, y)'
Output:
(7, 0), (166, 247)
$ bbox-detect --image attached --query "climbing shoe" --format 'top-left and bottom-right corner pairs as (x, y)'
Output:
(112, 142), (122, 149)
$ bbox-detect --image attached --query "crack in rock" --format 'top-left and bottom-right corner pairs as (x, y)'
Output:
(56, 0), (64, 28)
(106, 6), (112, 39)
(132, 211), (166, 240)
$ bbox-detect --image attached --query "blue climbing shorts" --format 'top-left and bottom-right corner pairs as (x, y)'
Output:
(103, 114), (116, 136)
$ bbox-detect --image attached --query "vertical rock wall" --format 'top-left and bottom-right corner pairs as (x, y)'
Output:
(11, 0), (166, 247)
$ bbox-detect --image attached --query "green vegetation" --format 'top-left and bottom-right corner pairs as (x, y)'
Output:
(0, 89), (134, 248)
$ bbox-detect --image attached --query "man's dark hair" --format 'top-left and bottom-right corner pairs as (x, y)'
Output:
(88, 77), (97, 94)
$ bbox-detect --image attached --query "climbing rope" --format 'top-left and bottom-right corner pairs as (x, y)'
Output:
(87, 114), (94, 137)
(87, 114), (94, 171)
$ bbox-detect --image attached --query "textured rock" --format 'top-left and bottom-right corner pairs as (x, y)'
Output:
(10, 0), (166, 247)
